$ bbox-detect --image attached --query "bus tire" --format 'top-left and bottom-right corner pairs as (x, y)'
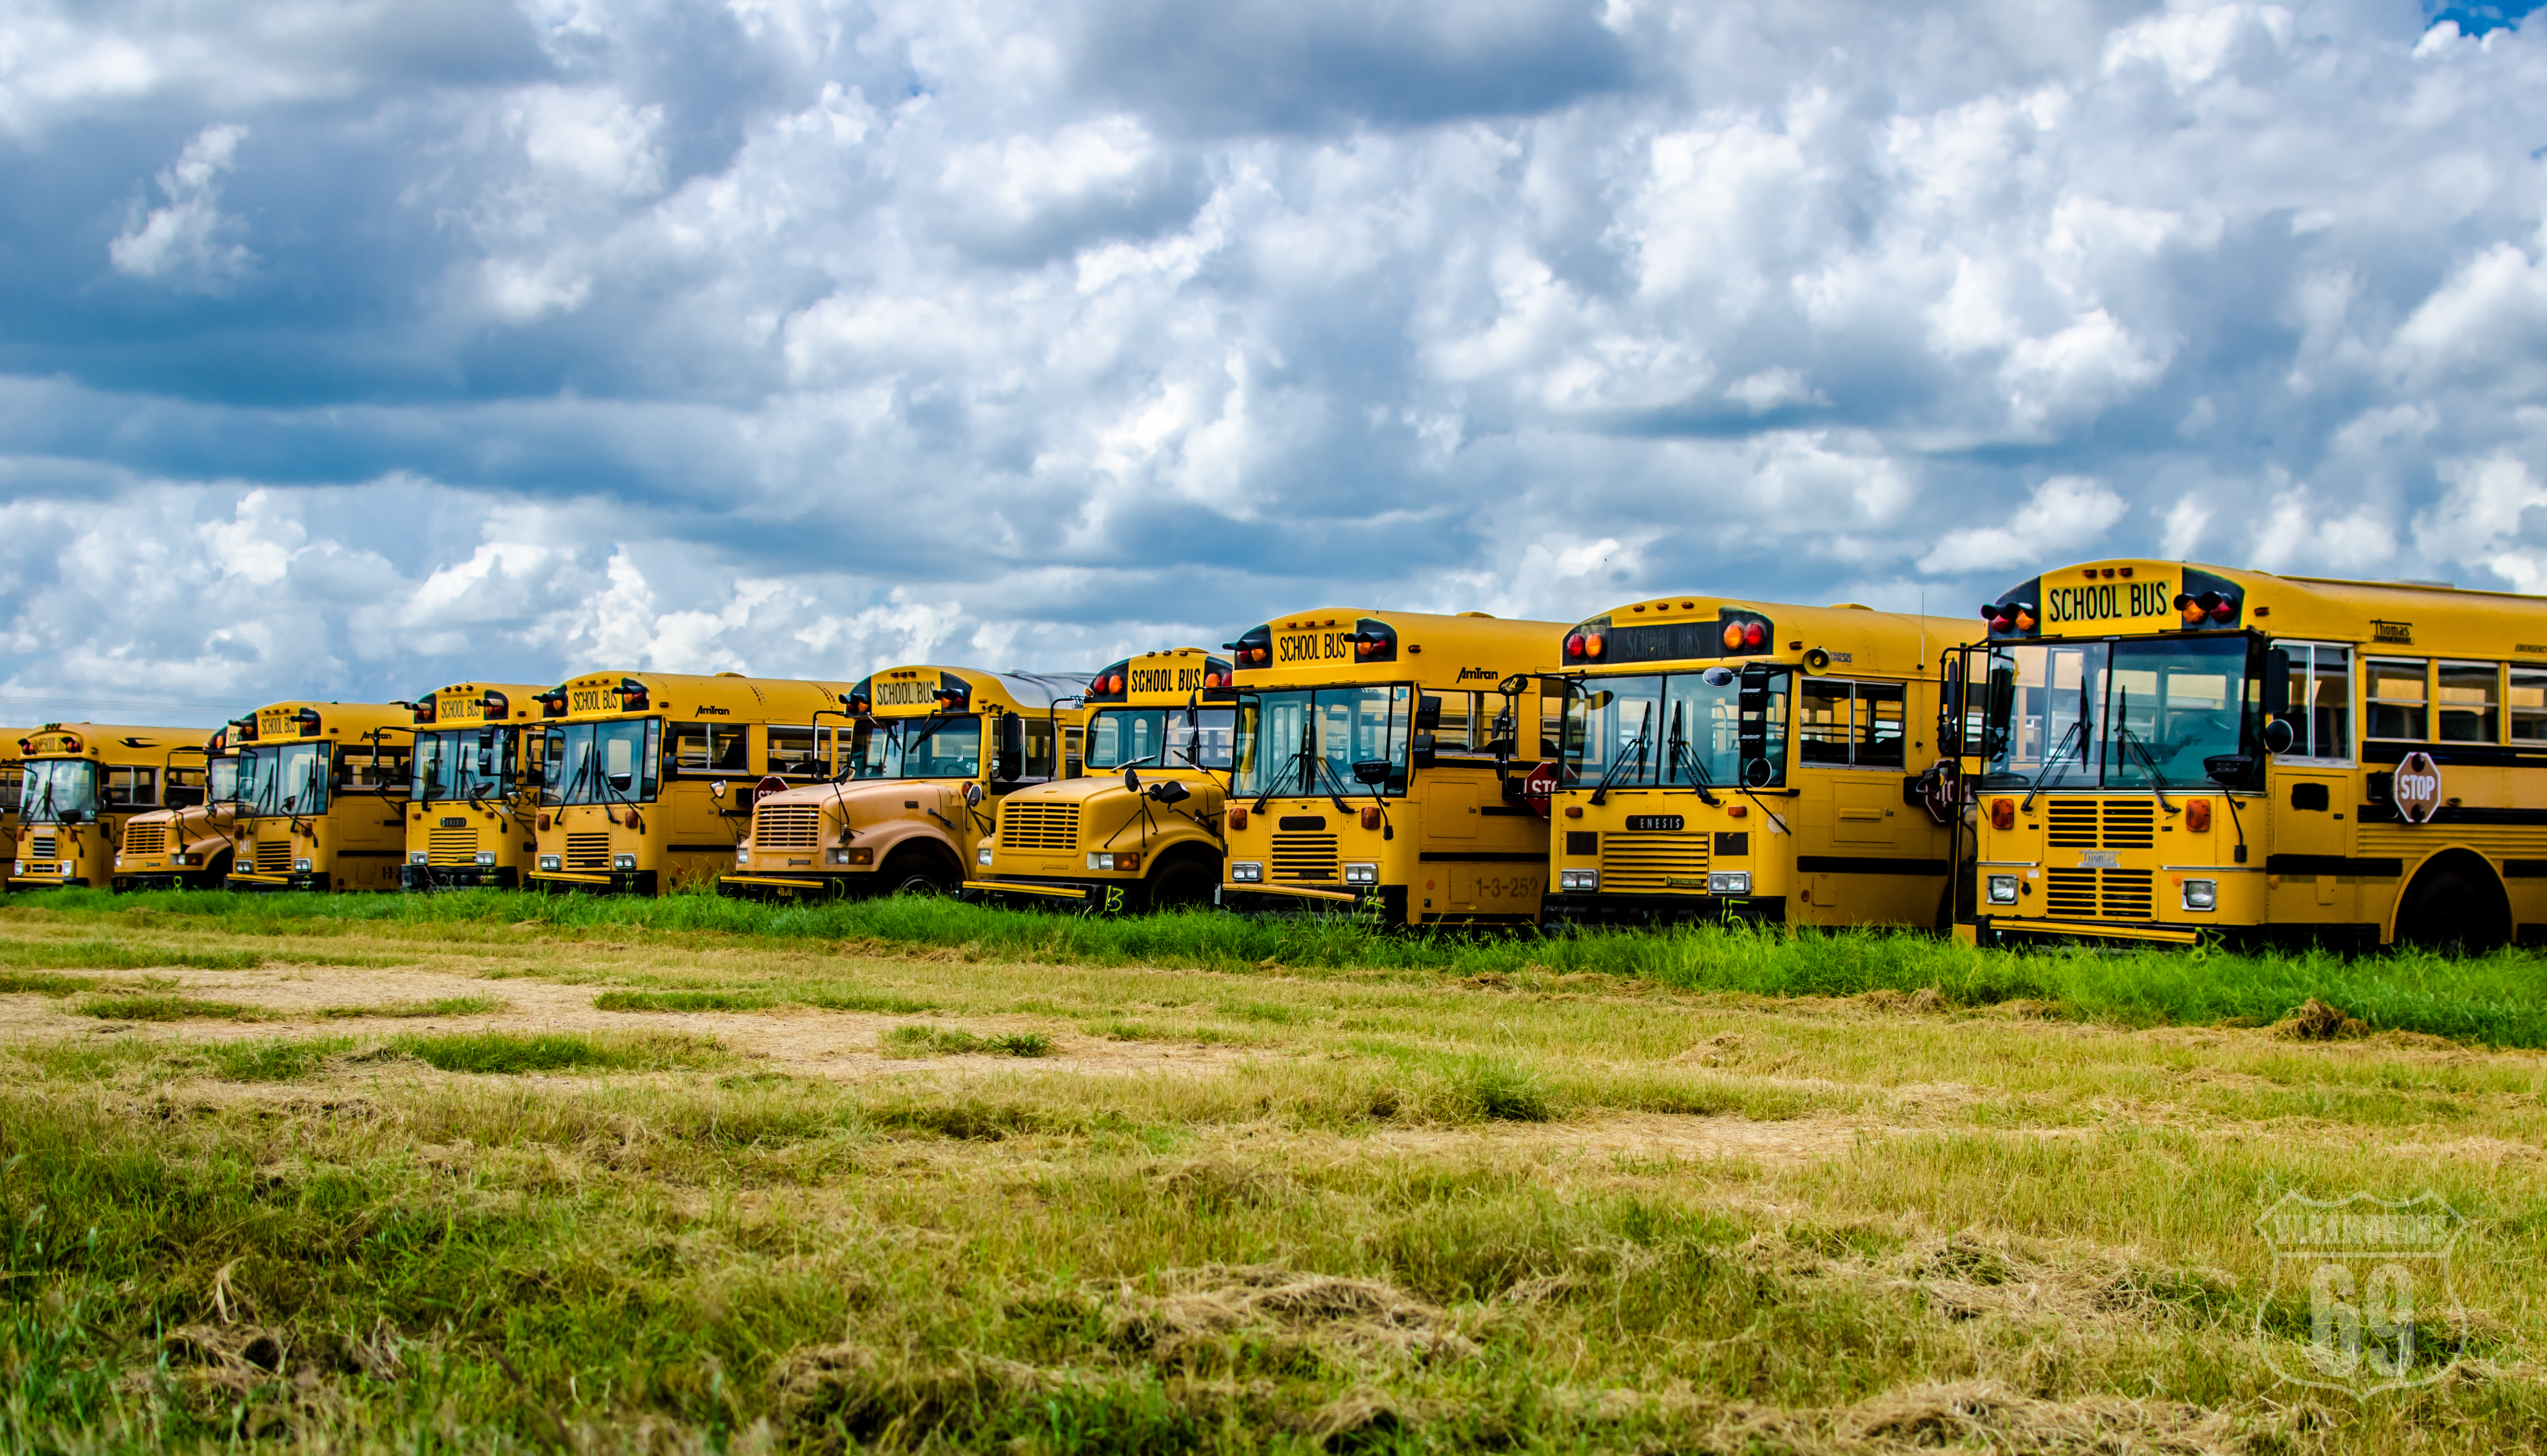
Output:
(2395, 853), (2510, 954)
(1147, 852), (1218, 910)
(881, 847), (957, 898)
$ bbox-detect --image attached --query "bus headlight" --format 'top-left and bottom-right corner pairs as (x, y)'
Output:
(976, 843), (994, 867)
(1087, 851), (1142, 872)
(1558, 868), (1597, 891)
(1230, 861), (1263, 883)
(830, 846), (874, 866)
(2183, 878), (2217, 912)
(1987, 874), (2019, 905)
(114, 855), (124, 868)
(475, 851), (497, 866)
(538, 854), (562, 871)
(293, 858), (313, 872)
(1708, 871), (1750, 895)
(615, 854), (637, 871)
(10, 862), (21, 875)
(409, 851), (429, 866)
(1343, 862), (1378, 884)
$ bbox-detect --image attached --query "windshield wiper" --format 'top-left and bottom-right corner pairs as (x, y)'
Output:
(1589, 703), (1653, 807)
(1664, 704), (1723, 807)
(2112, 691), (2179, 815)
(2019, 719), (2086, 814)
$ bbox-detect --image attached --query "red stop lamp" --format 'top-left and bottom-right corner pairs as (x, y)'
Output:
(2208, 595), (2236, 623)
(1989, 798), (2016, 831)
(62, 734), (82, 752)
(2185, 799), (2212, 832)
(1990, 614), (2013, 633)
(1742, 621), (1767, 648)
(1360, 806), (1382, 830)
(1228, 806), (1248, 830)
(1564, 633), (1585, 658)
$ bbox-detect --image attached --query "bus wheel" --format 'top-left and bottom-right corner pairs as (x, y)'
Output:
(2396, 857), (2511, 954)
(882, 849), (956, 898)
(1148, 854), (1217, 909)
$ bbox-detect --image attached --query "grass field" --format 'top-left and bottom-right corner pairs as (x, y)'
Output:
(0, 891), (2541, 1452)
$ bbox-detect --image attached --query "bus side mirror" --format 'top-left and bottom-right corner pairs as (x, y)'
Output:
(1984, 663), (2017, 758)
(1410, 732), (1437, 769)
(1736, 664), (1770, 761)
(2262, 718), (2295, 755)
(710, 780), (727, 800)
(1938, 661), (1965, 757)
(1415, 695), (1443, 731)
(2262, 648), (2292, 717)
(1353, 759), (1392, 786)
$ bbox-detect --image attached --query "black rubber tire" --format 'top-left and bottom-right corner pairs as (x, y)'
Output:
(2396, 866), (2511, 954)
(1147, 855), (1218, 909)
(882, 850), (957, 898)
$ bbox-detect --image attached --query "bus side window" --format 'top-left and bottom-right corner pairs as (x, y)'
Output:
(1021, 719), (1056, 780)
(1797, 680), (1906, 769)
(2437, 663), (2500, 743)
(671, 723), (748, 774)
(1433, 692), (1474, 751)
(1539, 685), (1563, 761)
(2275, 644), (2353, 759)
(2365, 658), (2427, 742)
(1064, 727), (1083, 778)
(105, 766), (158, 808)
(165, 767), (206, 809)
(2513, 669), (2547, 743)
(769, 726), (821, 777)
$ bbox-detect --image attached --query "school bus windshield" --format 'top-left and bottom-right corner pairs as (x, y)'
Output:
(206, 758), (239, 804)
(1233, 687), (1410, 798)
(852, 715), (982, 779)
(1086, 708), (1235, 772)
(544, 720), (661, 805)
(1560, 671), (1788, 789)
(20, 760), (100, 823)
(240, 743), (331, 816)
(1978, 636), (2251, 790)
(415, 728), (517, 802)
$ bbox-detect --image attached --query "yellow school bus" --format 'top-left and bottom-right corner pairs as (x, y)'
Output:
(400, 682), (550, 891)
(964, 648), (1234, 911)
(725, 666), (1092, 900)
(1540, 596), (1972, 928)
(528, 671), (855, 895)
(10, 723), (204, 890)
(226, 703), (414, 891)
(1219, 609), (1566, 926)
(114, 730), (239, 889)
(1956, 558), (2547, 950)
(0, 730), (24, 844)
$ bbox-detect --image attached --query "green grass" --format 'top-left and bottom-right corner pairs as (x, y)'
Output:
(73, 993), (256, 1021)
(10, 887), (2547, 1048)
(384, 1029), (729, 1075)
(314, 994), (507, 1019)
(879, 1024), (1053, 1058)
(593, 988), (777, 1013)
(0, 970), (95, 995)
(203, 1036), (352, 1081)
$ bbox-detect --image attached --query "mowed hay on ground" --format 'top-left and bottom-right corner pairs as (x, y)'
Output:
(0, 900), (2541, 1452)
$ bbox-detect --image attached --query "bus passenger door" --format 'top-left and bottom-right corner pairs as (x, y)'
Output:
(2267, 771), (2353, 927)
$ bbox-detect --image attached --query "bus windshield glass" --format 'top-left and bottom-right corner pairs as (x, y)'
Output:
(1980, 636), (2251, 790)
(19, 760), (101, 824)
(1561, 671), (1789, 789)
(414, 728), (516, 802)
(240, 743), (331, 817)
(544, 719), (661, 805)
(1233, 687), (1411, 798)
(1087, 708), (1237, 772)
(851, 715), (983, 779)
(206, 758), (239, 804)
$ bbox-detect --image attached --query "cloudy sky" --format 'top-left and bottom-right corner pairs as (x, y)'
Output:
(1, 1), (2542, 724)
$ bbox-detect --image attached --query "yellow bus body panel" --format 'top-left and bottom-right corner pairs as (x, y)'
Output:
(225, 702), (416, 893)
(401, 682), (553, 891)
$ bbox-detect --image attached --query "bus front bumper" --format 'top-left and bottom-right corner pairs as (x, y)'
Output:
(227, 871), (330, 892)
(1543, 891), (1785, 927)
(717, 872), (850, 901)
(7, 873), (90, 890)
(961, 877), (1121, 909)
(1217, 882), (1403, 922)
(1975, 914), (2200, 948)
(528, 870), (659, 897)
(402, 866), (520, 892)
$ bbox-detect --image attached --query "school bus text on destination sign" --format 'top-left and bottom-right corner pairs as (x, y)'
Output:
(1276, 630), (1359, 666)
(872, 678), (939, 708)
(2044, 579), (2178, 627)
(569, 687), (620, 714)
(1129, 664), (1211, 695)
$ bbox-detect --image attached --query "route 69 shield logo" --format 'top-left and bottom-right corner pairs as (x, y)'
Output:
(2253, 1190), (2468, 1396)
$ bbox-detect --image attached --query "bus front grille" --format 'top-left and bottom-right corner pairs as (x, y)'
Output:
(28, 834), (57, 860)
(1270, 834), (1338, 882)
(2047, 798), (2156, 849)
(1599, 836), (1709, 892)
(122, 822), (167, 857)
(2043, 868), (2154, 920)
(254, 840), (291, 873)
(565, 834), (611, 872)
(755, 805), (822, 852)
(1001, 802), (1081, 853)
(2045, 802), (2098, 848)
(428, 828), (480, 865)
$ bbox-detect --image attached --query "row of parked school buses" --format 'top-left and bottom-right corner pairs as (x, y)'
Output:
(11, 557), (2547, 949)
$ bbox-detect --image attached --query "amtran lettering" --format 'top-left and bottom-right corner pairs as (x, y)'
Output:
(2045, 578), (2174, 625)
